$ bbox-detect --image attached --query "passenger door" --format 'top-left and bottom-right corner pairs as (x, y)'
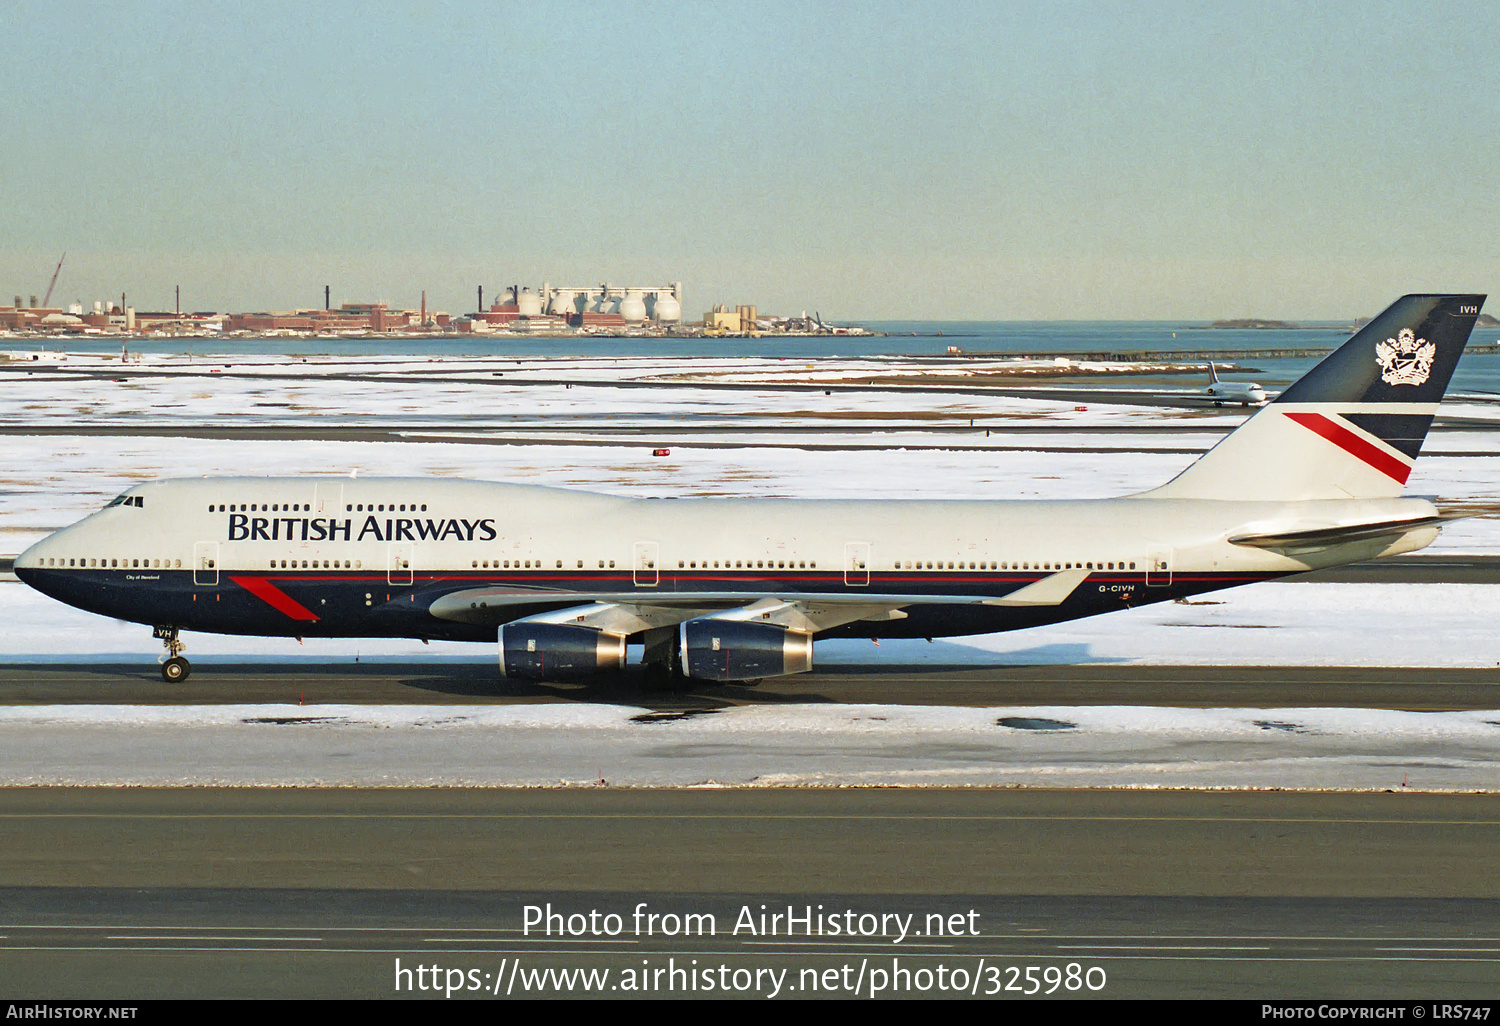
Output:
(844, 541), (871, 587)
(388, 543), (414, 586)
(1145, 549), (1172, 587)
(193, 541), (219, 586)
(633, 541), (659, 587)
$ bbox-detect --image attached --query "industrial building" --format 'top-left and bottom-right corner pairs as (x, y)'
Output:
(0, 296), (148, 333)
(0, 295), (67, 332)
(1, 277), (873, 339)
(462, 282), (683, 333)
(704, 304), (758, 333)
(223, 301), (446, 334)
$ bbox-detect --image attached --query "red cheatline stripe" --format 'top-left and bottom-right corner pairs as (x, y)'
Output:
(1282, 411), (1411, 484)
(228, 576), (321, 621)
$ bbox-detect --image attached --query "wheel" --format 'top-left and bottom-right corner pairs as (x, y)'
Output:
(161, 656), (191, 683)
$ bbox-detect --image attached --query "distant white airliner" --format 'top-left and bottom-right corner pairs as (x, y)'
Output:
(15, 294), (1485, 684)
(1203, 361), (1268, 406)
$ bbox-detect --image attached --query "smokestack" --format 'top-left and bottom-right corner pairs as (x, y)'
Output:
(12, 296), (19, 310)
(29, 295), (37, 308)
(325, 285), (330, 311)
(421, 290), (426, 325)
(478, 285), (483, 313)
(175, 285), (180, 316)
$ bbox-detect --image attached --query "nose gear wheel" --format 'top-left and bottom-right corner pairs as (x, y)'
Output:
(153, 626), (191, 683)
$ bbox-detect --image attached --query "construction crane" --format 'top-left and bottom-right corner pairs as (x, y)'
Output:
(40, 253), (64, 308)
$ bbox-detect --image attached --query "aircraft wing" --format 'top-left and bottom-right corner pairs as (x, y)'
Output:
(429, 587), (930, 633)
(427, 569), (1096, 633)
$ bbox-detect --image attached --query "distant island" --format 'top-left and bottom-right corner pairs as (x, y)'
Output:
(1198, 311), (1500, 331)
(1201, 318), (1300, 329)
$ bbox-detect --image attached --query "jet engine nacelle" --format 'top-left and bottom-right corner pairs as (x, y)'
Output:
(678, 619), (813, 682)
(499, 623), (626, 679)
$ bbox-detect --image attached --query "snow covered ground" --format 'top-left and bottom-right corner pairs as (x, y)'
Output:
(10, 349), (1500, 427)
(0, 701), (1494, 790)
(0, 356), (1249, 430)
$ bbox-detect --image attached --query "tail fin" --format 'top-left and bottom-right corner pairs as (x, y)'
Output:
(1141, 294), (1485, 501)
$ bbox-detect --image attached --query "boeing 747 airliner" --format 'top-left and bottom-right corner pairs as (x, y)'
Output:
(15, 294), (1486, 684)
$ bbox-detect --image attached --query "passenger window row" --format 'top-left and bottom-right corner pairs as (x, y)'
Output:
(212, 504), (311, 513)
(270, 560), (358, 569)
(450, 558), (1141, 573)
(459, 560), (834, 571)
(39, 555), (1137, 573)
(206, 503), (433, 513)
(892, 560), (1139, 571)
(44, 557), (180, 568)
(468, 560), (617, 569)
(676, 560), (816, 570)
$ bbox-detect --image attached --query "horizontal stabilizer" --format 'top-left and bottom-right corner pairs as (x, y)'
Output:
(1227, 515), (1458, 550)
(983, 567), (1091, 606)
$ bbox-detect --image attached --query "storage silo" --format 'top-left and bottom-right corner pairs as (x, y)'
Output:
(650, 290), (682, 323)
(549, 290), (579, 318)
(619, 290), (647, 323)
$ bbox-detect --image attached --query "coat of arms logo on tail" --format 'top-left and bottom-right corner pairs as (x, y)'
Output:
(1375, 328), (1435, 386)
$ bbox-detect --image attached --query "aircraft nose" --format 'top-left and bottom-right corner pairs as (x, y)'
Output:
(13, 532), (67, 588)
(12, 538), (44, 587)
(14, 538), (41, 570)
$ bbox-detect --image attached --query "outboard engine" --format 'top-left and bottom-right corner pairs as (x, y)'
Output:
(500, 623), (626, 679)
(678, 619), (813, 682)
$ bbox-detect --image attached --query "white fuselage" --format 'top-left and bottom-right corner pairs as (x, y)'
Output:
(15, 476), (1439, 642)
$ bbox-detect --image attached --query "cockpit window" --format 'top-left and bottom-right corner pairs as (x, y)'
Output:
(105, 495), (143, 509)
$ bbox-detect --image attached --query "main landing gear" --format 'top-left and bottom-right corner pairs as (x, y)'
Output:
(153, 625), (190, 683)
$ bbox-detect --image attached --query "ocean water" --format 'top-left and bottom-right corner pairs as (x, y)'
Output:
(14, 319), (1500, 393)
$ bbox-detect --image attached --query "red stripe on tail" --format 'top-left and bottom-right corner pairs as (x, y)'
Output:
(1282, 411), (1412, 484)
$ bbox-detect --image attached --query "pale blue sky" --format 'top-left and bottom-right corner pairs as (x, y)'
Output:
(1, 0), (1495, 319)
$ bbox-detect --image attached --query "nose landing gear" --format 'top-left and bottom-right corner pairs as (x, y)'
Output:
(153, 625), (190, 683)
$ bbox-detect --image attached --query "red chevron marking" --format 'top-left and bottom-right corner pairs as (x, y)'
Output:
(1282, 411), (1412, 484)
(229, 576), (321, 621)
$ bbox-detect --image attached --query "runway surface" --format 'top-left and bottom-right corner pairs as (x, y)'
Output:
(4, 788), (1499, 998)
(2, 661), (1500, 709)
